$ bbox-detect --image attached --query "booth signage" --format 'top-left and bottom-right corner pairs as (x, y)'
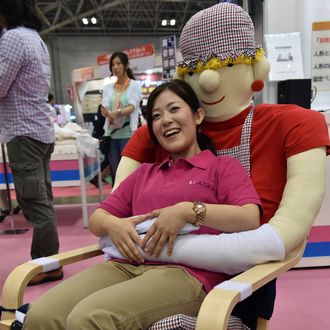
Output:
(97, 43), (155, 65)
(311, 21), (330, 91)
(161, 35), (176, 79)
(264, 32), (304, 81)
(81, 67), (94, 80)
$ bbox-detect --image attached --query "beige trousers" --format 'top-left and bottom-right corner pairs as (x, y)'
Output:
(23, 261), (206, 330)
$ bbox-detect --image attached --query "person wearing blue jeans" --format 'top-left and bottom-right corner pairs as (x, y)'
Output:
(108, 136), (130, 183)
(101, 51), (142, 184)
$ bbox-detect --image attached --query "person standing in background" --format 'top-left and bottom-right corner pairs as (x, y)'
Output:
(0, 0), (62, 285)
(47, 93), (59, 123)
(101, 51), (142, 184)
(89, 104), (111, 187)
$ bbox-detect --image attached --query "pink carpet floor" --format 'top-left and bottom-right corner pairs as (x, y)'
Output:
(1, 185), (330, 329)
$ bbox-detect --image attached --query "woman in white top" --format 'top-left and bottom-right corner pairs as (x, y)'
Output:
(101, 52), (142, 184)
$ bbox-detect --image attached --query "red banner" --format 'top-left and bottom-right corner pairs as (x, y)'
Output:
(97, 43), (155, 65)
(97, 54), (110, 65)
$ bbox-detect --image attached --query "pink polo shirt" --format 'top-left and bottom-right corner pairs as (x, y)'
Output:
(99, 149), (262, 291)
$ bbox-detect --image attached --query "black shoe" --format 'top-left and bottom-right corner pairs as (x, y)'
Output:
(89, 176), (99, 188)
(13, 206), (21, 214)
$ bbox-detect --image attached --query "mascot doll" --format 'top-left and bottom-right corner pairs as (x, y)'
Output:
(112, 2), (330, 327)
(117, 1), (329, 269)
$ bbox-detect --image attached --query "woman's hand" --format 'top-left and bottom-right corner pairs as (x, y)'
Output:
(101, 106), (110, 118)
(109, 110), (120, 120)
(141, 202), (191, 257)
(106, 214), (150, 263)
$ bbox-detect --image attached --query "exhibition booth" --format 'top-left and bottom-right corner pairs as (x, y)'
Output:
(0, 135), (103, 228)
(71, 43), (164, 125)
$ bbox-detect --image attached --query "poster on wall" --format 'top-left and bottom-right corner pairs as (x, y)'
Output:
(311, 21), (330, 92)
(96, 43), (155, 73)
(161, 35), (176, 79)
(264, 32), (304, 81)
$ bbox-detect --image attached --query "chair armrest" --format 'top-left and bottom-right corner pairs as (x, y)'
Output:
(195, 240), (306, 330)
(0, 319), (14, 330)
(1, 244), (102, 321)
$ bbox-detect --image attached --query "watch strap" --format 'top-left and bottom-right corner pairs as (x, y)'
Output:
(192, 201), (207, 227)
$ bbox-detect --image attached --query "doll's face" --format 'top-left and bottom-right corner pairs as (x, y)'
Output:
(183, 63), (255, 121)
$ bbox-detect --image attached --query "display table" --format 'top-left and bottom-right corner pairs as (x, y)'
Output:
(297, 112), (330, 267)
(0, 136), (103, 228)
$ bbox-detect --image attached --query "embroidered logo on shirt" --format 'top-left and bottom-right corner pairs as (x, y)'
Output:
(188, 180), (215, 192)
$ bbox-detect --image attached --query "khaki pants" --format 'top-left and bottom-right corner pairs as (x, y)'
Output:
(7, 136), (59, 258)
(23, 261), (206, 330)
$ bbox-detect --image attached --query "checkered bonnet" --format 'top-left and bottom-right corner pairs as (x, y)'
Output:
(177, 3), (264, 74)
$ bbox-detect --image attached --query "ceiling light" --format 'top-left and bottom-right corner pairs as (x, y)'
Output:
(82, 18), (88, 25)
(170, 19), (176, 26)
(161, 19), (167, 26)
(91, 17), (97, 24)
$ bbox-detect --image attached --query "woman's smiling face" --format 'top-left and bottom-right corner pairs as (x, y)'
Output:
(151, 89), (204, 161)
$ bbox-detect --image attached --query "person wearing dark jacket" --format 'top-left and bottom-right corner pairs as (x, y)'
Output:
(90, 104), (111, 187)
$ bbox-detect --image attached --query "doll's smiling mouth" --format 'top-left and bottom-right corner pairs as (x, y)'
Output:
(201, 95), (225, 105)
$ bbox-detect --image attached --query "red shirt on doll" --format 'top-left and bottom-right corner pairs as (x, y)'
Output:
(122, 104), (330, 224)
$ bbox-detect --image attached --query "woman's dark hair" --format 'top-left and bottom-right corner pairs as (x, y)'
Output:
(146, 79), (216, 155)
(0, 0), (43, 31)
(109, 51), (135, 80)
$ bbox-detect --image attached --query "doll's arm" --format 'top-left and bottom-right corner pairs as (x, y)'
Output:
(153, 147), (325, 273)
(101, 223), (285, 275)
(269, 147), (327, 251)
(113, 156), (141, 191)
(103, 148), (326, 274)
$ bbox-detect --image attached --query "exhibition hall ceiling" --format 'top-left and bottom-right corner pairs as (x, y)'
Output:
(36, 0), (218, 37)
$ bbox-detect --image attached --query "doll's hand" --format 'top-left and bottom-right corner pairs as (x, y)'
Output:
(142, 203), (189, 257)
(107, 214), (149, 263)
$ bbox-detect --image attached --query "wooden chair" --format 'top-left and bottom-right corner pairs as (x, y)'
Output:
(0, 240), (306, 330)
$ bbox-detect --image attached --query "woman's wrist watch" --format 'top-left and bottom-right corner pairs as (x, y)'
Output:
(192, 201), (207, 227)
(117, 108), (122, 115)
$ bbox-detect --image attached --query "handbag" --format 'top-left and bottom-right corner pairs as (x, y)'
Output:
(99, 136), (110, 155)
(98, 120), (129, 154)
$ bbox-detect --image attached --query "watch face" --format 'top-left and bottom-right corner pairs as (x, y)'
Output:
(192, 202), (206, 227)
(194, 202), (205, 214)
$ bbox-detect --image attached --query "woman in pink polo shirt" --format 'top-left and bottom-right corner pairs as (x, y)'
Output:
(24, 80), (262, 330)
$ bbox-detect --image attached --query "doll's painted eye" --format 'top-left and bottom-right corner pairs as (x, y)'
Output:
(227, 63), (234, 67)
(187, 72), (194, 76)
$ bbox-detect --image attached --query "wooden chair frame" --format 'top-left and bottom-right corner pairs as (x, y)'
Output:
(0, 240), (306, 330)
